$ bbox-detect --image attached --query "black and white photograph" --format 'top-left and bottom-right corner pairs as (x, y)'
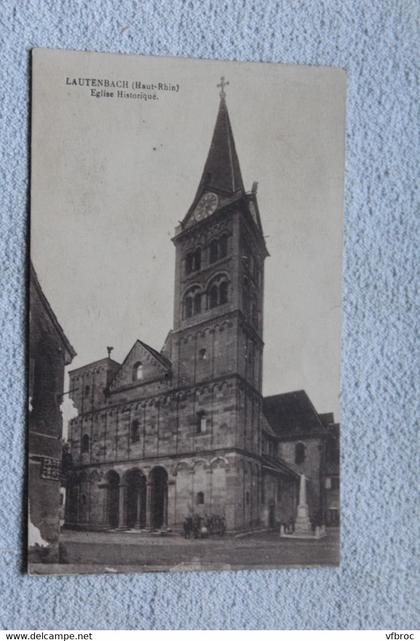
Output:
(28, 48), (345, 575)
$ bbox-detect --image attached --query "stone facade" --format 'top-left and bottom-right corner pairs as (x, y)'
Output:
(28, 264), (76, 562)
(66, 90), (339, 534)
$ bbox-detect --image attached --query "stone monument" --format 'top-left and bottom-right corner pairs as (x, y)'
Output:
(294, 474), (312, 535)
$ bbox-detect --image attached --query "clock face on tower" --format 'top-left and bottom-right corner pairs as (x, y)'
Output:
(192, 191), (219, 222)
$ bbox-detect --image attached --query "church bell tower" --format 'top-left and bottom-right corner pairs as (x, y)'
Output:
(171, 77), (268, 411)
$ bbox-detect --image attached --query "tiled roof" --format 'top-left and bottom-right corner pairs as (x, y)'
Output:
(30, 262), (76, 361)
(263, 390), (326, 436)
(261, 455), (299, 479)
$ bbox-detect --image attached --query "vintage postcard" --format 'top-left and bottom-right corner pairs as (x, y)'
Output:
(28, 48), (345, 574)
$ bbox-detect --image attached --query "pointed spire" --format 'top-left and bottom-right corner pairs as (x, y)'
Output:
(194, 78), (245, 198)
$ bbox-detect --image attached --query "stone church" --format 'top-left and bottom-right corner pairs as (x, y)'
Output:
(66, 84), (340, 533)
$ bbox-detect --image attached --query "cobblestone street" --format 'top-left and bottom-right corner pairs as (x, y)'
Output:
(30, 528), (340, 574)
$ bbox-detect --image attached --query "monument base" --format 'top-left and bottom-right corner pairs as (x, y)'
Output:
(280, 524), (327, 540)
(280, 474), (327, 539)
(294, 504), (312, 535)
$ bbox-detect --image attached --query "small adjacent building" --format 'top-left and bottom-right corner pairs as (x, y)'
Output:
(319, 412), (340, 525)
(263, 391), (340, 526)
(28, 264), (76, 563)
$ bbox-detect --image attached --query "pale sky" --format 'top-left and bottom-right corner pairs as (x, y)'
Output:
(31, 49), (345, 421)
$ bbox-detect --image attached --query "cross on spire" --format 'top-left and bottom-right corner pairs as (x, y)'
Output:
(217, 76), (229, 98)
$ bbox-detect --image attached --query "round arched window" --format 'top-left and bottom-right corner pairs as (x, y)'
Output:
(219, 281), (228, 305)
(295, 442), (305, 464)
(185, 296), (193, 318)
(194, 292), (201, 314)
(209, 284), (219, 309)
(185, 248), (201, 274)
(207, 275), (229, 309)
(132, 362), (143, 381)
(218, 235), (228, 259)
(131, 420), (140, 443)
(183, 287), (202, 319)
(209, 239), (219, 263)
(81, 434), (90, 453)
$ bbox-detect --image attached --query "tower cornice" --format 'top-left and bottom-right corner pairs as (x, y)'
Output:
(171, 308), (265, 346)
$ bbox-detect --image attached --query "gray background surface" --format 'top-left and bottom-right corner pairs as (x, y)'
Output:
(0, 0), (418, 629)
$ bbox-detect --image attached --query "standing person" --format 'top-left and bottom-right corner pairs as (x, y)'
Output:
(183, 514), (193, 539)
(192, 513), (201, 539)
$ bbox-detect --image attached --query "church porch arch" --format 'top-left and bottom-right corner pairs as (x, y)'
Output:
(123, 468), (147, 529)
(105, 470), (120, 529)
(149, 466), (168, 529)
